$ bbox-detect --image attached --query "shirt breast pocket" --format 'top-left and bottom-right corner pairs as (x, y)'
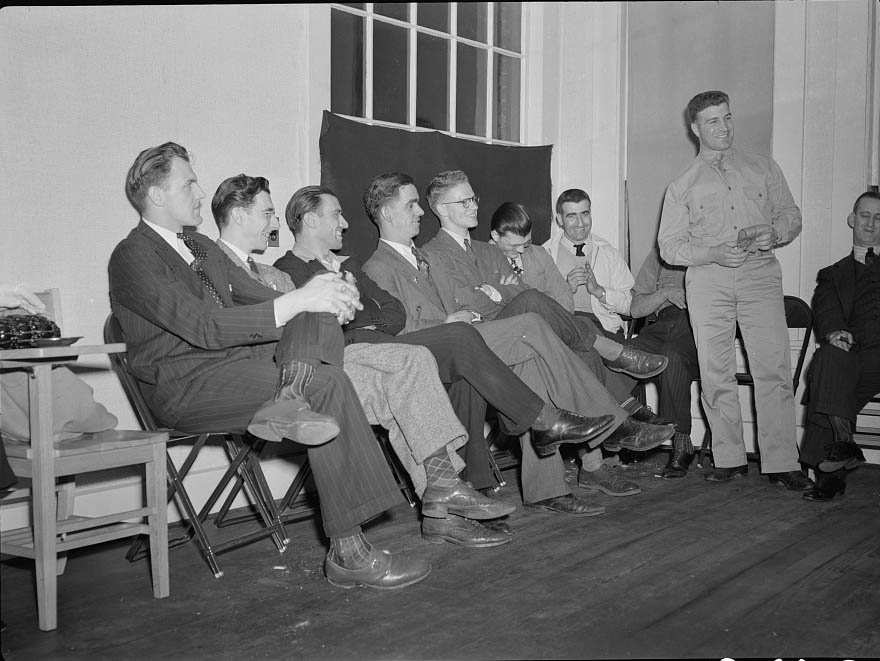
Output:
(688, 192), (723, 237)
(743, 186), (769, 218)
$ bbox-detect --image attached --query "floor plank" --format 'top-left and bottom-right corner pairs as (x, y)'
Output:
(2, 454), (879, 660)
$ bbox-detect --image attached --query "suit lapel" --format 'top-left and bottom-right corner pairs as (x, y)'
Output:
(831, 254), (857, 319)
(377, 242), (445, 309)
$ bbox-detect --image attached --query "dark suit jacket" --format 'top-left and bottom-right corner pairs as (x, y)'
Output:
(108, 221), (337, 421)
(274, 251), (406, 336)
(812, 253), (857, 340)
(422, 230), (529, 319)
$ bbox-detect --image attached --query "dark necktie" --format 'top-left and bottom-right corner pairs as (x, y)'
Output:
(509, 257), (523, 277)
(867, 247), (876, 266)
(574, 243), (585, 257)
(246, 256), (260, 274)
(411, 246), (430, 273)
(177, 232), (225, 308)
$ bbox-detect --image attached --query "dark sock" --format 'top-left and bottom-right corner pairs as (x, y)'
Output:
(329, 531), (372, 569)
(424, 449), (459, 488)
(276, 360), (315, 399)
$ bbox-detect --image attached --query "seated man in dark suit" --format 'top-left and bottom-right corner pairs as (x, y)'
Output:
(800, 190), (880, 501)
(272, 185), (609, 505)
(109, 142), (477, 589)
(211, 173), (518, 548)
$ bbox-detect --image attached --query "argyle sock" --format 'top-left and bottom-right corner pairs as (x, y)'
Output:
(328, 531), (372, 569)
(424, 449), (459, 488)
(593, 336), (624, 360)
(673, 432), (693, 454)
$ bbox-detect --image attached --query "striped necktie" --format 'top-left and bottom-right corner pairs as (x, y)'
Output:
(509, 257), (523, 277)
(177, 232), (225, 308)
(246, 256), (260, 274)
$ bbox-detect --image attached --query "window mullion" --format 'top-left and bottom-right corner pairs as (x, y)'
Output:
(448, 3), (458, 135)
(365, 6), (374, 121)
(407, 4), (417, 127)
(486, 2), (495, 141)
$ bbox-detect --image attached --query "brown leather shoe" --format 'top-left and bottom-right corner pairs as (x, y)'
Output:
(324, 547), (431, 590)
(601, 417), (674, 452)
(768, 470), (814, 491)
(422, 478), (516, 520)
(605, 346), (669, 379)
(421, 514), (511, 548)
(531, 410), (616, 457)
(247, 397), (339, 445)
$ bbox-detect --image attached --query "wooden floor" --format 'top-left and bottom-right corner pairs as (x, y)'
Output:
(3, 452), (880, 661)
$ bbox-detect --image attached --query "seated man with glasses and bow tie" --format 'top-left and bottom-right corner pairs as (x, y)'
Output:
(798, 190), (880, 502)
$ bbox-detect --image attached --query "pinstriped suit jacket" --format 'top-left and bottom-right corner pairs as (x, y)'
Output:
(108, 221), (338, 420)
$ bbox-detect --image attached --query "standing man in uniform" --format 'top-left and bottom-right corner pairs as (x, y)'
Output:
(657, 90), (812, 490)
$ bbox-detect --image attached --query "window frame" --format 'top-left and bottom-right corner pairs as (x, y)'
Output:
(330, 2), (526, 145)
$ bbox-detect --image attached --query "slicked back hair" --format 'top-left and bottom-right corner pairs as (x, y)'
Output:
(853, 190), (880, 214)
(491, 202), (532, 237)
(211, 174), (271, 229)
(286, 185), (336, 236)
(686, 90), (730, 126)
(363, 172), (415, 224)
(555, 189), (591, 217)
(425, 170), (469, 213)
(125, 141), (190, 214)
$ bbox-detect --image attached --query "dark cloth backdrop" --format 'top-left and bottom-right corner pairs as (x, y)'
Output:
(319, 111), (553, 266)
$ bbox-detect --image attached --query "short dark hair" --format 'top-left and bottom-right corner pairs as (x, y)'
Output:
(363, 172), (415, 224)
(853, 190), (880, 214)
(425, 170), (469, 212)
(686, 90), (730, 125)
(286, 185), (337, 236)
(491, 202), (532, 237)
(211, 174), (271, 228)
(125, 142), (190, 213)
(555, 189), (591, 217)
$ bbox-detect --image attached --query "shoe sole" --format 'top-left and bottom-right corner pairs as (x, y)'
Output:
(422, 502), (517, 520)
(247, 419), (340, 446)
(525, 502), (606, 516)
(421, 533), (511, 548)
(578, 483), (642, 497)
(326, 567), (432, 590)
(617, 428), (675, 453)
(534, 418), (617, 458)
(607, 356), (669, 379)
(818, 457), (866, 472)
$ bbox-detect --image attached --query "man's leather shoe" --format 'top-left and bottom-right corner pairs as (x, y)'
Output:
(422, 478), (516, 520)
(324, 547), (431, 590)
(802, 474), (846, 501)
(818, 441), (866, 472)
(769, 470), (814, 491)
(605, 346), (669, 379)
(531, 410), (616, 457)
(600, 417), (674, 452)
(660, 448), (694, 479)
(421, 514), (511, 548)
(248, 397), (339, 445)
(628, 405), (676, 427)
(525, 493), (606, 516)
(704, 464), (748, 482)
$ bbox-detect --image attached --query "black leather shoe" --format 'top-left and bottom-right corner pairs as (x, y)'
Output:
(324, 547), (431, 590)
(818, 442), (866, 472)
(704, 464), (748, 482)
(248, 396), (340, 445)
(422, 478), (516, 520)
(628, 405), (676, 427)
(660, 449), (694, 479)
(605, 346), (669, 379)
(802, 474), (846, 501)
(421, 514), (511, 547)
(531, 411), (616, 457)
(601, 417), (675, 452)
(768, 470), (814, 491)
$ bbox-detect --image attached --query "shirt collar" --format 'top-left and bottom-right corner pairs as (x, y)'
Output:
(381, 238), (419, 269)
(441, 227), (470, 251)
(560, 233), (591, 255)
(218, 237), (251, 264)
(699, 147), (735, 168)
(853, 245), (875, 264)
(143, 218), (192, 263)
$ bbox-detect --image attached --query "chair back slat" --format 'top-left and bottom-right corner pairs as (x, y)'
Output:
(103, 315), (161, 432)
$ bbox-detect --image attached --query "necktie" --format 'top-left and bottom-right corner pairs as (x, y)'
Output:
(177, 232), (225, 308)
(509, 257), (523, 277)
(463, 238), (472, 253)
(246, 256), (260, 274)
(867, 247), (876, 266)
(574, 243), (585, 257)
(411, 246), (430, 273)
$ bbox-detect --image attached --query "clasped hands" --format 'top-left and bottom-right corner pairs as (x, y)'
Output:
(710, 224), (777, 268)
(566, 263), (605, 300)
(296, 271), (363, 325)
(826, 329), (855, 352)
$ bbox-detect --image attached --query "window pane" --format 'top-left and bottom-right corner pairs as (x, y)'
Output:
(493, 54), (520, 141)
(373, 22), (408, 124)
(374, 3), (408, 21)
(495, 2), (521, 52)
(331, 9), (364, 117)
(456, 43), (487, 137)
(417, 33), (448, 130)
(417, 3), (449, 32)
(457, 2), (487, 43)
(339, 2), (364, 9)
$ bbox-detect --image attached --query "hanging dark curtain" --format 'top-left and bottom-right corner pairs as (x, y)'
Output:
(319, 111), (553, 265)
